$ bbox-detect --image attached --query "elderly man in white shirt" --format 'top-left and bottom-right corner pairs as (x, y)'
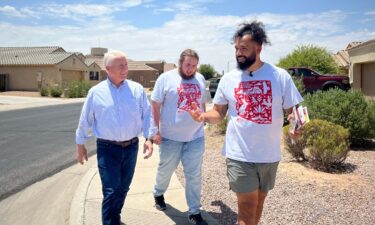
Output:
(75, 51), (153, 225)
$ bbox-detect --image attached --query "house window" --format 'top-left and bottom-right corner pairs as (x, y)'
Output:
(89, 71), (99, 80)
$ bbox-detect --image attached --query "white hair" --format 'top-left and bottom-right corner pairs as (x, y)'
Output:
(103, 51), (127, 67)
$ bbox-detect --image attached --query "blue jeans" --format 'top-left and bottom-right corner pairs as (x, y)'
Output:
(97, 138), (139, 225)
(153, 136), (205, 215)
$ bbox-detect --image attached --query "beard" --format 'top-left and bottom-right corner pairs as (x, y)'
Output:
(236, 53), (256, 71)
(179, 67), (196, 80)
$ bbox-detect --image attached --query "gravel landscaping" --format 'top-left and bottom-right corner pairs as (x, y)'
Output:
(176, 126), (375, 225)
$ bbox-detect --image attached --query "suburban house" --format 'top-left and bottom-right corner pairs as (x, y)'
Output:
(347, 39), (375, 98)
(85, 47), (109, 82)
(332, 41), (363, 73)
(85, 48), (176, 87)
(0, 47), (100, 91)
(0, 46), (176, 91)
(333, 40), (375, 98)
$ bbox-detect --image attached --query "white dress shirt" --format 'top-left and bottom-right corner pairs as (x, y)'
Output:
(76, 79), (151, 144)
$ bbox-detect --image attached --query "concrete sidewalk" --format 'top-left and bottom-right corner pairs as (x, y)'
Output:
(70, 137), (220, 225)
(0, 95), (85, 111)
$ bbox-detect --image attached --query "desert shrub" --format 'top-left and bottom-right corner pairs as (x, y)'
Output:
(208, 116), (228, 135)
(291, 76), (305, 95)
(368, 101), (375, 138)
(217, 117), (228, 134)
(50, 86), (62, 97)
(282, 125), (307, 161)
(277, 44), (340, 74)
(40, 87), (49, 96)
(66, 81), (91, 98)
(303, 89), (373, 140)
(303, 119), (350, 171)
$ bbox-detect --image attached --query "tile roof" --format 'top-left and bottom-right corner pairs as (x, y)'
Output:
(164, 63), (177, 72)
(0, 46), (75, 66)
(85, 55), (105, 70)
(332, 50), (350, 68)
(128, 61), (158, 71)
(346, 41), (363, 50)
(348, 39), (375, 50)
(84, 58), (97, 67)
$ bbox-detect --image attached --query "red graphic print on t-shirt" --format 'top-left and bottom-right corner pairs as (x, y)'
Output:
(234, 80), (272, 124)
(177, 83), (201, 111)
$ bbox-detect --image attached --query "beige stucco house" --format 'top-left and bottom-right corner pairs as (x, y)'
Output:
(348, 39), (375, 98)
(128, 61), (159, 87)
(0, 46), (177, 91)
(0, 47), (97, 91)
(85, 48), (176, 88)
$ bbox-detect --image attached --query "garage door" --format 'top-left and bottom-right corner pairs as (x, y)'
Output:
(61, 70), (84, 85)
(362, 63), (375, 97)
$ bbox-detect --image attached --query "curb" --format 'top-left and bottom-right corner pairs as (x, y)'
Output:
(69, 167), (97, 225)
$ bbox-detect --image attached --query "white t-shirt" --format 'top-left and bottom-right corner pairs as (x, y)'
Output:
(213, 63), (303, 163)
(151, 68), (206, 142)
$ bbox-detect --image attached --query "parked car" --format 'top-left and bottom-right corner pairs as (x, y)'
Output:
(287, 67), (350, 93)
(209, 77), (221, 98)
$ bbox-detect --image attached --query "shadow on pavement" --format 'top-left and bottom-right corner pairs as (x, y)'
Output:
(209, 200), (237, 225)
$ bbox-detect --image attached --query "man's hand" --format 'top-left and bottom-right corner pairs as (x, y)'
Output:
(153, 131), (161, 145)
(287, 113), (302, 139)
(143, 140), (153, 159)
(188, 102), (205, 122)
(76, 144), (88, 165)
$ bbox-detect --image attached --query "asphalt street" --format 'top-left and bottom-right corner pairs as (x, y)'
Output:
(0, 102), (96, 200)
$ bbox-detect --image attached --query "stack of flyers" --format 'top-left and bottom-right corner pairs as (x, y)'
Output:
(289, 105), (310, 134)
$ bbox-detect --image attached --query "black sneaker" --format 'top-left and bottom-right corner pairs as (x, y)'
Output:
(188, 213), (208, 225)
(154, 195), (166, 211)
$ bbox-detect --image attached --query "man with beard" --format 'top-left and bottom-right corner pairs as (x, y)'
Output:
(149, 49), (208, 225)
(188, 21), (303, 225)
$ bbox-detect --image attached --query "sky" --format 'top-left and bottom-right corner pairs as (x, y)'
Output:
(1, 0), (375, 73)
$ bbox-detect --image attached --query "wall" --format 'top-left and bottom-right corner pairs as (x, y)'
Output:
(0, 66), (59, 91)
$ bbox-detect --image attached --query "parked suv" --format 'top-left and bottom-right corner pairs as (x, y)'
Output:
(209, 77), (221, 98)
(287, 67), (350, 93)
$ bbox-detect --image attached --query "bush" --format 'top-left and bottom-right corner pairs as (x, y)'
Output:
(368, 101), (375, 138)
(291, 75), (305, 94)
(283, 125), (307, 161)
(303, 119), (350, 171)
(40, 87), (49, 96)
(198, 64), (216, 80)
(217, 117), (228, 134)
(50, 86), (62, 97)
(303, 89), (373, 140)
(208, 117), (228, 135)
(66, 81), (91, 98)
(277, 44), (340, 74)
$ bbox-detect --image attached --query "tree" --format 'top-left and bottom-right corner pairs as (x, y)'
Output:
(277, 45), (340, 74)
(198, 64), (216, 80)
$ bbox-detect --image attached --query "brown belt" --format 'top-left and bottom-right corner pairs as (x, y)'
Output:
(97, 137), (139, 148)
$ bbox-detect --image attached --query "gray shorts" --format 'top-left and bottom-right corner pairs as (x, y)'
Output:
(226, 158), (279, 193)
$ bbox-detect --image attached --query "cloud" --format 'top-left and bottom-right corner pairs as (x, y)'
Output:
(365, 11), (375, 15)
(0, 5), (39, 18)
(152, 0), (213, 14)
(0, 1), (150, 21)
(41, 4), (118, 21)
(0, 7), (373, 73)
